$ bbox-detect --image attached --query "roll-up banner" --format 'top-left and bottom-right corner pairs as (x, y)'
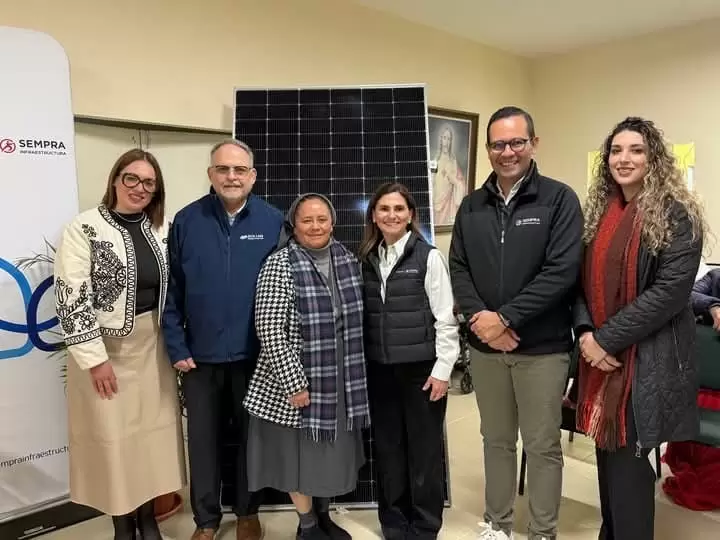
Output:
(0, 26), (99, 538)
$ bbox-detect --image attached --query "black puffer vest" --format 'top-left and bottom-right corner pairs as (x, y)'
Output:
(363, 233), (436, 364)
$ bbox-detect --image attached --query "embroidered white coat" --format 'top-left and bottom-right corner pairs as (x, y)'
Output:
(53, 205), (170, 370)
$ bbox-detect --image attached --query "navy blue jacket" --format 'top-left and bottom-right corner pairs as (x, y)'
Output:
(162, 193), (284, 364)
(691, 268), (720, 324)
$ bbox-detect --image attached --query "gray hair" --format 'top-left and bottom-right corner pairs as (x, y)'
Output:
(210, 138), (254, 166)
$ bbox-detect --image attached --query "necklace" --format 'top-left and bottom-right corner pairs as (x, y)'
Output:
(111, 210), (144, 223)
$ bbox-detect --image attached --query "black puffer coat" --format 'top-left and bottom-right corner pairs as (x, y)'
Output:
(574, 203), (702, 450)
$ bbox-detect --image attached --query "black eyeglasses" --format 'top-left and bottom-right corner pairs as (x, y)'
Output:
(121, 173), (158, 193)
(488, 138), (530, 153)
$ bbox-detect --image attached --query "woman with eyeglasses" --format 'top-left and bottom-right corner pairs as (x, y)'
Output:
(54, 148), (186, 540)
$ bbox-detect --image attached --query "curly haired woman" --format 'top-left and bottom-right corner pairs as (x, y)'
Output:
(574, 117), (707, 540)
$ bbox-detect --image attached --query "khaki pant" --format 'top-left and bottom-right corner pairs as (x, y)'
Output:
(470, 349), (569, 540)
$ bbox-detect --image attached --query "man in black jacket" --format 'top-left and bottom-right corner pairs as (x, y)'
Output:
(449, 107), (583, 540)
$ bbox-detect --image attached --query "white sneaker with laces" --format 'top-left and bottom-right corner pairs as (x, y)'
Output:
(477, 521), (514, 539)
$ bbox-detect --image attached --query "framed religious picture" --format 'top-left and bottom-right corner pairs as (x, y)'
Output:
(428, 107), (479, 233)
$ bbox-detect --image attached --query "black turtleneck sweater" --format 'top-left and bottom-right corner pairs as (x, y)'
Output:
(112, 211), (160, 315)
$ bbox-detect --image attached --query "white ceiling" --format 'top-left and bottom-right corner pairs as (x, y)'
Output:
(349, 0), (720, 57)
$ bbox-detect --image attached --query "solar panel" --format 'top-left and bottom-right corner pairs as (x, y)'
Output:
(218, 84), (449, 511)
(233, 85), (434, 252)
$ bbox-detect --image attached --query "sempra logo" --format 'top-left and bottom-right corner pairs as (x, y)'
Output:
(0, 138), (16, 153)
(0, 137), (68, 156)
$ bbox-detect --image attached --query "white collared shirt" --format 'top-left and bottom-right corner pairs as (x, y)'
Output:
(378, 231), (460, 382)
(227, 200), (247, 226)
(496, 175), (525, 204)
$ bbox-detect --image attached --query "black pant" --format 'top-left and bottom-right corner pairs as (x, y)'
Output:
(183, 361), (262, 529)
(595, 400), (655, 540)
(368, 361), (447, 540)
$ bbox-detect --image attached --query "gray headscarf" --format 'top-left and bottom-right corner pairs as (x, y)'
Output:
(276, 193), (337, 250)
(286, 193), (337, 227)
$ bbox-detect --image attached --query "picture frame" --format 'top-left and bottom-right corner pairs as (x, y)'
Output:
(428, 107), (479, 233)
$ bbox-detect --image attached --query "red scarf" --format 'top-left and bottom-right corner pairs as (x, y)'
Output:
(578, 193), (642, 450)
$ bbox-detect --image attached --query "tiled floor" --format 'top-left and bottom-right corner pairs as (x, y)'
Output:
(42, 380), (720, 539)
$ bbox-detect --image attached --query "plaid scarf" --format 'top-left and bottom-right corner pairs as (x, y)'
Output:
(287, 239), (371, 441)
(578, 192), (642, 450)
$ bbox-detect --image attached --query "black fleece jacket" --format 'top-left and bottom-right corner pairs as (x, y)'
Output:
(449, 161), (584, 355)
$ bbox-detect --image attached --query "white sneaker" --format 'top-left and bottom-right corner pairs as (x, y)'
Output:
(477, 521), (514, 539)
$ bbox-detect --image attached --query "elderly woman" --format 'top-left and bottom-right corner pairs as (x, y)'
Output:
(244, 193), (371, 540)
(54, 148), (186, 540)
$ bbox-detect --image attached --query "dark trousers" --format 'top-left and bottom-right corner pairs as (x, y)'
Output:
(368, 361), (447, 540)
(183, 361), (262, 529)
(595, 400), (656, 540)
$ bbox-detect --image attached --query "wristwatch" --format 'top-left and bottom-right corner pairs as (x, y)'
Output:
(498, 312), (511, 328)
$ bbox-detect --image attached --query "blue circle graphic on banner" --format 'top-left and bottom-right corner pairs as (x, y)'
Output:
(0, 257), (63, 360)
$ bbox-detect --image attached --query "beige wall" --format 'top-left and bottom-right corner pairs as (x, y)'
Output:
(4, 0), (530, 253)
(12, 2), (719, 257)
(531, 19), (720, 258)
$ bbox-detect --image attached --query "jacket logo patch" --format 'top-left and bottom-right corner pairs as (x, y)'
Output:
(396, 268), (420, 274)
(515, 217), (541, 226)
(239, 234), (265, 240)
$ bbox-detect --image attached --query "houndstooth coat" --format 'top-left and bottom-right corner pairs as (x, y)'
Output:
(244, 247), (308, 427)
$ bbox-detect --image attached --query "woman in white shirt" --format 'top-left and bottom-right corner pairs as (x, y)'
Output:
(359, 182), (460, 540)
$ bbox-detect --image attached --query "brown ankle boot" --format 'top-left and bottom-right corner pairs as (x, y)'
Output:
(190, 528), (217, 540)
(236, 515), (263, 540)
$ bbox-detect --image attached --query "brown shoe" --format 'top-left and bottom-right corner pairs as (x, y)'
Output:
(190, 527), (217, 540)
(236, 515), (263, 540)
